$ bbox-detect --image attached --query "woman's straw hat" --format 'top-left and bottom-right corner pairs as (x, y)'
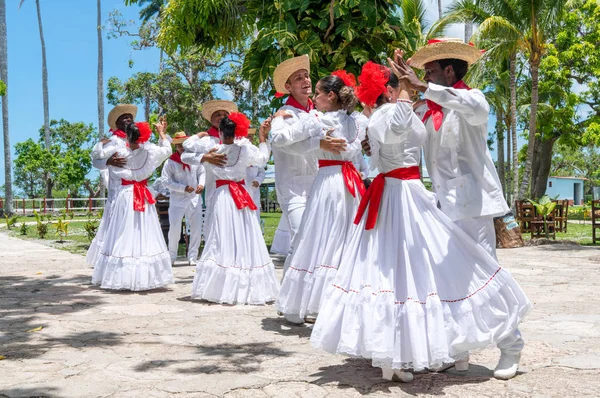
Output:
(247, 128), (256, 135)
(409, 38), (483, 69)
(201, 100), (238, 121)
(171, 131), (190, 145)
(273, 54), (310, 94)
(108, 104), (138, 130)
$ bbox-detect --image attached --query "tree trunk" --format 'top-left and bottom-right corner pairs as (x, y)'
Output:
(0, 0), (13, 215)
(97, 0), (104, 138)
(530, 136), (557, 200)
(496, 109), (506, 196)
(465, 21), (473, 42)
(35, 0), (52, 198)
(519, 60), (540, 199)
(437, 0), (443, 19)
(505, 112), (512, 204)
(145, 96), (150, 121)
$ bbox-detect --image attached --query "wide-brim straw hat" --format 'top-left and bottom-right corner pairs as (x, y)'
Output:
(247, 128), (256, 135)
(409, 38), (483, 69)
(273, 54), (310, 94)
(108, 104), (138, 130)
(171, 131), (190, 145)
(201, 100), (238, 121)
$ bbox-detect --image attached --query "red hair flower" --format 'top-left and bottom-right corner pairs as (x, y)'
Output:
(136, 122), (152, 144)
(356, 61), (390, 107)
(228, 112), (251, 137)
(331, 70), (357, 88)
(274, 92), (285, 98)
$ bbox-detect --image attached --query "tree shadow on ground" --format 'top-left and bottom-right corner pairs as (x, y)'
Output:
(133, 341), (294, 375)
(0, 274), (123, 360)
(0, 386), (63, 398)
(260, 316), (313, 338)
(308, 358), (493, 395)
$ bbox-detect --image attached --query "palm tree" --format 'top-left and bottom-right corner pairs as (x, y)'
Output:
(0, 0), (13, 215)
(444, 0), (564, 201)
(97, 0), (104, 138)
(19, 0), (52, 197)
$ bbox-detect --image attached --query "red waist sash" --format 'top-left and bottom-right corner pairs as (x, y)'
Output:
(215, 179), (257, 210)
(318, 160), (366, 198)
(121, 179), (155, 212)
(353, 166), (420, 230)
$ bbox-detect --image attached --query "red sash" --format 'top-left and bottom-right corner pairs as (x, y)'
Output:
(353, 166), (420, 230)
(319, 160), (366, 198)
(169, 151), (190, 171)
(422, 80), (471, 131)
(215, 179), (257, 210)
(121, 179), (156, 212)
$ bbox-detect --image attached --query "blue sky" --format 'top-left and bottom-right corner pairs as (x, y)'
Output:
(0, 0), (511, 188)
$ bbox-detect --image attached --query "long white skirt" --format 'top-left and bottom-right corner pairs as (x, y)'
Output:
(191, 185), (279, 305)
(91, 185), (174, 291)
(277, 166), (362, 319)
(270, 216), (291, 255)
(310, 178), (531, 371)
(85, 199), (116, 266)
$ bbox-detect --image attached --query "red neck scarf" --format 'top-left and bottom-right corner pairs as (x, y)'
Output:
(285, 96), (314, 113)
(319, 160), (366, 198)
(422, 80), (471, 131)
(354, 166), (420, 230)
(207, 126), (220, 139)
(121, 179), (156, 212)
(111, 129), (126, 139)
(215, 179), (257, 210)
(170, 151), (190, 171)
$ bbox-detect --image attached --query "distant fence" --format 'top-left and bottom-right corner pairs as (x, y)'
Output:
(0, 196), (107, 215)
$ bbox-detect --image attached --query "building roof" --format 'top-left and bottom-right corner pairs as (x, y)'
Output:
(548, 176), (588, 181)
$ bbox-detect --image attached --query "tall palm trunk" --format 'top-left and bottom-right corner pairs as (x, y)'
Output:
(496, 111), (505, 196)
(97, 0), (104, 138)
(34, 0), (52, 197)
(510, 54), (519, 207)
(505, 114), (512, 204)
(464, 21), (473, 42)
(518, 60), (540, 199)
(437, 0), (443, 19)
(0, 0), (12, 215)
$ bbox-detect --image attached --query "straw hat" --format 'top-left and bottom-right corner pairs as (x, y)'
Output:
(273, 54), (310, 94)
(247, 128), (256, 135)
(171, 131), (190, 145)
(409, 38), (483, 69)
(108, 104), (138, 130)
(201, 100), (238, 122)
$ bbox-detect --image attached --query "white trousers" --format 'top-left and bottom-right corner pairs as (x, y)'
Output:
(168, 203), (203, 262)
(454, 216), (497, 260)
(280, 196), (308, 277)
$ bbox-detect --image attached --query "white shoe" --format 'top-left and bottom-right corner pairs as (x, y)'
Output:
(494, 352), (520, 380)
(431, 355), (469, 372)
(382, 368), (413, 383)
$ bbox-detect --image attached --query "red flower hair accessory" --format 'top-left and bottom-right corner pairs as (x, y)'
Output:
(136, 122), (152, 143)
(356, 61), (390, 107)
(274, 92), (285, 98)
(228, 112), (251, 137)
(331, 70), (357, 88)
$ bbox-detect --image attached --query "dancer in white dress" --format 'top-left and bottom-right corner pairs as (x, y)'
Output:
(161, 132), (206, 265)
(86, 104), (137, 266)
(191, 113), (279, 305)
(91, 120), (174, 291)
(310, 61), (531, 382)
(245, 164), (266, 222)
(276, 71), (368, 324)
(270, 216), (291, 255)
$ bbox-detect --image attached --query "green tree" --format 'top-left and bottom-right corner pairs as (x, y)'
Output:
(19, 0), (53, 197)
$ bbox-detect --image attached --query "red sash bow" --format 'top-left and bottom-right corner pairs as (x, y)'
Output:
(353, 166), (420, 230)
(170, 151), (190, 171)
(121, 179), (156, 212)
(319, 160), (366, 198)
(422, 80), (471, 131)
(215, 179), (257, 210)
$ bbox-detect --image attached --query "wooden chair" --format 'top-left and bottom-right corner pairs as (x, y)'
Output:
(516, 200), (556, 239)
(592, 200), (600, 244)
(553, 200), (569, 233)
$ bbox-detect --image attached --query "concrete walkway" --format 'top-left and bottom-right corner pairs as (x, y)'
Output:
(1, 232), (600, 397)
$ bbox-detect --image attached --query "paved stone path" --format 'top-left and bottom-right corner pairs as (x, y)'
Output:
(1, 232), (600, 397)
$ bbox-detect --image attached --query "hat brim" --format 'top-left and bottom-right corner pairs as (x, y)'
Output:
(273, 55), (311, 94)
(107, 104), (138, 130)
(201, 100), (238, 122)
(409, 42), (483, 69)
(172, 137), (190, 145)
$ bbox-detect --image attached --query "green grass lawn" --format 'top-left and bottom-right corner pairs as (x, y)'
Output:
(6, 212), (284, 257)
(522, 221), (596, 245)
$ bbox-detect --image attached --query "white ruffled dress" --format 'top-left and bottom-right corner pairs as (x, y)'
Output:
(90, 139), (174, 291)
(310, 101), (531, 371)
(277, 110), (368, 319)
(191, 140), (280, 305)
